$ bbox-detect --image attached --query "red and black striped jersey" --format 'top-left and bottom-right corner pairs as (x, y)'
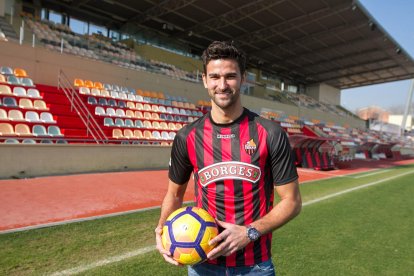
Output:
(169, 108), (298, 267)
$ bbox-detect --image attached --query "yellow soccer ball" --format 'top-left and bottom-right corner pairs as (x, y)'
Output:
(162, 206), (218, 265)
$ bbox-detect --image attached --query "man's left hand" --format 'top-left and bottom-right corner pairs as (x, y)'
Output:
(206, 220), (250, 260)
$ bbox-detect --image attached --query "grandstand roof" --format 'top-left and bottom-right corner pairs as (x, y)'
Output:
(40, 0), (414, 89)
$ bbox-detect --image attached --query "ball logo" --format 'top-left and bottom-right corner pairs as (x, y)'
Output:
(198, 161), (261, 187)
(244, 139), (257, 156)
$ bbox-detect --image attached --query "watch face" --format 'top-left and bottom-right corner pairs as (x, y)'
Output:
(248, 227), (260, 241)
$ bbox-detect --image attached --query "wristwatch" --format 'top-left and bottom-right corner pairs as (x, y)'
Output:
(246, 225), (261, 241)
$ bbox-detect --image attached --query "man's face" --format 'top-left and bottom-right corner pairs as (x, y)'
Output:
(202, 59), (245, 110)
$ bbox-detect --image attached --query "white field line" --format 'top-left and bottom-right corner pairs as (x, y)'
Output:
(0, 201), (194, 235)
(48, 169), (414, 276)
(353, 169), (392, 178)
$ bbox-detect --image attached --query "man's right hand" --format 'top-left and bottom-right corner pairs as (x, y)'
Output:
(155, 226), (182, 266)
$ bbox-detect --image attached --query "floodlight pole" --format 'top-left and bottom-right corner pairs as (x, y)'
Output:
(401, 79), (414, 136)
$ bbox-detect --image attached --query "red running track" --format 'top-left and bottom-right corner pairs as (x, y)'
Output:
(1, 159), (413, 232)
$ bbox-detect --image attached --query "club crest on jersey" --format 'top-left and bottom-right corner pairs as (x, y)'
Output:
(244, 139), (257, 156)
(198, 161), (261, 187)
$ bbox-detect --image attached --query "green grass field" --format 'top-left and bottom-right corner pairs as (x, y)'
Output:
(1, 164), (413, 275)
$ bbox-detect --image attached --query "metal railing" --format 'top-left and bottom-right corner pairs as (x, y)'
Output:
(58, 69), (108, 144)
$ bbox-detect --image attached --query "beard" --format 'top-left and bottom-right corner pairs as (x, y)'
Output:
(209, 88), (240, 110)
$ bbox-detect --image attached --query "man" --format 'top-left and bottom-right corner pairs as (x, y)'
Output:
(155, 41), (301, 275)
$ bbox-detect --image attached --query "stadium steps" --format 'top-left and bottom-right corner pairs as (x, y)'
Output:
(38, 84), (89, 138)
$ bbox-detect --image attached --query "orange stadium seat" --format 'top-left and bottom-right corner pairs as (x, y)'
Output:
(94, 82), (103, 89)
(84, 80), (94, 88)
(14, 68), (28, 77)
(74, 79), (84, 87)
(136, 89), (144, 96)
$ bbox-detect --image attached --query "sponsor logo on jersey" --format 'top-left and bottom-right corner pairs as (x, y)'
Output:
(244, 139), (257, 156)
(198, 161), (261, 187)
(217, 133), (236, 139)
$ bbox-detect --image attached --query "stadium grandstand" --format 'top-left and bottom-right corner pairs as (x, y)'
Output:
(0, 0), (414, 180)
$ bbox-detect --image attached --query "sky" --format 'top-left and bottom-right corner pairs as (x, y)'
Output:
(340, 0), (414, 113)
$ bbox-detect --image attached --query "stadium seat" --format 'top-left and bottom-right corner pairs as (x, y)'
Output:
(84, 80), (94, 88)
(161, 131), (170, 140)
(142, 112), (151, 120)
(94, 82), (103, 90)
(143, 120), (152, 129)
(106, 108), (116, 116)
(103, 117), (114, 127)
(33, 100), (48, 110)
(79, 87), (90, 95)
(32, 124), (47, 136)
(48, 125), (63, 136)
(13, 87), (27, 97)
(152, 121), (161, 129)
(159, 113), (167, 121)
(125, 119), (134, 128)
(7, 75), (20, 85)
(19, 98), (33, 109)
(22, 138), (36, 144)
(0, 123), (14, 135)
(0, 108), (7, 120)
(143, 104), (152, 111)
(143, 130), (153, 139)
(124, 129), (133, 139)
(0, 84), (12, 95)
(3, 97), (18, 107)
(118, 101), (126, 108)
(135, 111), (143, 119)
(41, 139), (53, 144)
(126, 101), (135, 109)
(160, 122), (169, 130)
(169, 131), (176, 139)
(151, 113), (160, 120)
(25, 111), (41, 122)
(40, 112), (56, 123)
(95, 106), (105, 116)
(14, 68), (28, 77)
(158, 106), (167, 113)
(90, 88), (101, 96)
(135, 103), (144, 110)
(0, 74), (6, 83)
(100, 90), (110, 97)
(134, 120), (143, 128)
(27, 88), (41, 98)
(115, 109), (126, 117)
(152, 130), (161, 140)
(135, 95), (144, 102)
(133, 129), (143, 139)
(20, 78), (35, 87)
(98, 98), (108, 106)
(114, 118), (125, 127)
(168, 122), (176, 130)
(103, 83), (112, 91)
(56, 139), (68, 144)
(125, 110), (135, 118)
(87, 96), (97, 105)
(74, 79), (84, 87)
(4, 138), (19, 144)
(112, 128), (123, 138)
(15, 123), (32, 136)
(0, 66), (13, 75)
(108, 99), (117, 107)
(151, 105), (159, 113)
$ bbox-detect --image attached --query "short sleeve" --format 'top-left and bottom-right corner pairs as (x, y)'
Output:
(168, 131), (193, 185)
(268, 127), (298, 185)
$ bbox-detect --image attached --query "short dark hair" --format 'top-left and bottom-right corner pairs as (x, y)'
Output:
(201, 41), (246, 75)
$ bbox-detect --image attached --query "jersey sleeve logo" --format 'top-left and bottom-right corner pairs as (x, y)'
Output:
(198, 161), (261, 187)
(244, 138), (257, 156)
